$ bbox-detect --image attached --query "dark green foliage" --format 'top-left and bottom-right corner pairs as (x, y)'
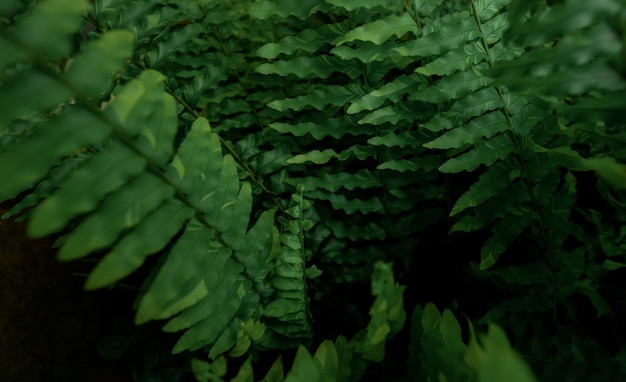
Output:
(0, 0), (308, 359)
(1, 0), (626, 380)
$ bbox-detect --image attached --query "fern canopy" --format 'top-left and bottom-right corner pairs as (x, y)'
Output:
(2, 0), (626, 380)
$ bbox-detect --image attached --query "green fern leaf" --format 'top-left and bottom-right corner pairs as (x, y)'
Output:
(326, 0), (401, 12)
(473, 0), (511, 21)
(159, 250), (243, 332)
(86, 200), (194, 290)
(268, 84), (366, 112)
(466, 324), (538, 382)
(307, 191), (385, 215)
(480, 213), (535, 269)
(333, 13), (416, 46)
(505, 0), (621, 47)
(286, 170), (381, 192)
(324, 219), (386, 241)
(394, 11), (477, 58)
(257, 23), (350, 59)
(439, 133), (515, 173)
(450, 162), (513, 216)
(0, 31), (134, 129)
(283, 341), (335, 382)
(348, 75), (423, 114)
(256, 55), (362, 79)
(0, 70), (71, 129)
(58, 173), (174, 261)
(263, 188), (314, 346)
(172, 280), (250, 353)
(377, 156), (441, 172)
(415, 41), (488, 77)
(28, 141), (147, 237)
(66, 30), (136, 97)
(359, 102), (426, 125)
(0, 0), (89, 68)
(27, 70), (175, 237)
(145, 23), (205, 68)
(450, 183), (530, 233)
(413, 0), (447, 18)
(349, 261), (406, 362)
(492, 23), (620, 80)
(424, 111), (508, 149)
(493, 62), (625, 96)
(247, 0), (331, 20)
(0, 110), (109, 200)
(410, 65), (491, 104)
(369, 131), (422, 149)
(331, 40), (403, 64)
(287, 149), (341, 165)
(270, 116), (369, 140)
(422, 88), (503, 132)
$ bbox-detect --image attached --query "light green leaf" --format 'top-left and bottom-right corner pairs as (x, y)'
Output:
(287, 149), (340, 164)
(8, 0), (89, 61)
(162, 252), (243, 332)
(66, 30), (135, 97)
(348, 75), (423, 114)
(58, 173), (174, 260)
(334, 13), (415, 46)
(424, 111), (508, 149)
(286, 169), (381, 192)
(269, 84), (366, 112)
(270, 116), (369, 139)
(257, 23), (349, 58)
(0, 109), (109, 199)
(439, 133), (515, 173)
(172, 280), (246, 353)
(423, 87), (503, 132)
(28, 141), (146, 237)
(416, 41), (487, 77)
(410, 66), (491, 104)
(85, 200), (193, 290)
(394, 11), (476, 57)
(247, 0), (331, 20)
(256, 55), (361, 79)
(469, 324), (538, 382)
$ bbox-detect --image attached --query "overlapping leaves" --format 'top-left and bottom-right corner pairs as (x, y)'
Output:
(0, 0), (278, 358)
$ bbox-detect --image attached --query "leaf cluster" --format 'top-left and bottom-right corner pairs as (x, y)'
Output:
(2, 0), (626, 380)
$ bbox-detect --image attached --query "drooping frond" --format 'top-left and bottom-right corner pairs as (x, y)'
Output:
(0, 0), (279, 358)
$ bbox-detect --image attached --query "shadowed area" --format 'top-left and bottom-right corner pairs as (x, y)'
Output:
(0, 203), (133, 382)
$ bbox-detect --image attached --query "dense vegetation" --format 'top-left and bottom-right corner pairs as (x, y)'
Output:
(1, 0), (625, 380)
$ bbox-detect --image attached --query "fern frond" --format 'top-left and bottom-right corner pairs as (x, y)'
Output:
(256, 55), (362, 79)
(349, 261), (406, 362)
(0, 0), (286, 359)
(0, 1), (134, 199)
(257, 22), (350, 59)
(267, 84), (367, 112)
(409, 302), (538, 382)
(333, 13), (416, 46)
(262, 186), (315, 348)
(247, 0), (331, 21)
(270, 117), (371, 140)
(449, 161), (514, 216)
(326, 0), (402, 12)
